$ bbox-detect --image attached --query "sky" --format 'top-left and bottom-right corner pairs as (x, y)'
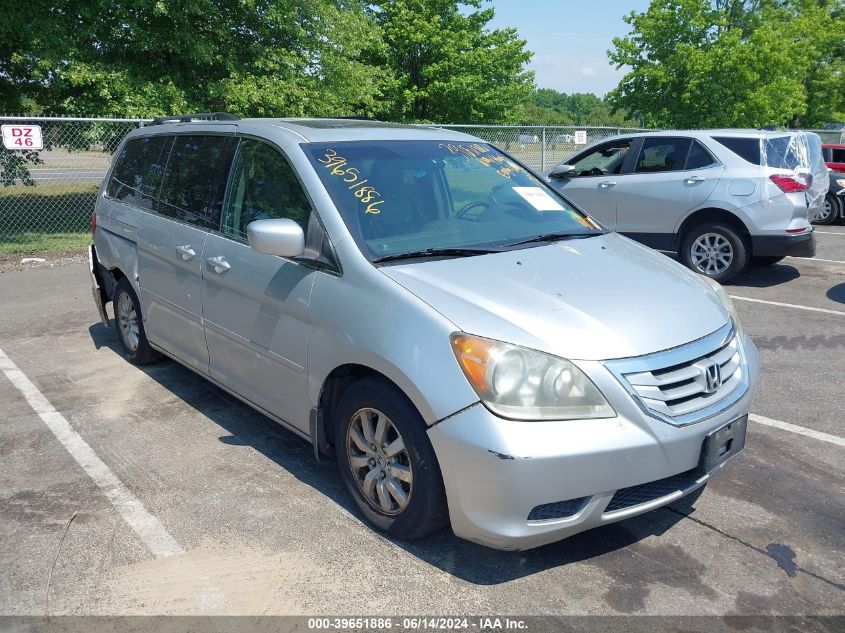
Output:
(485, 0), (653, 96)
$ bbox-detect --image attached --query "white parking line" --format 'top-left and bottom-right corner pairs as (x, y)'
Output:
(750, 414), (845, 447)
(0, 347), (184, 558)
(813, 231), (845, 235)
(729, 295), (845, 316)
(785, 256), (845, 265)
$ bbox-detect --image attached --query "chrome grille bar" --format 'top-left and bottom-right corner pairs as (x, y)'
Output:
(604, 322), (749, 426)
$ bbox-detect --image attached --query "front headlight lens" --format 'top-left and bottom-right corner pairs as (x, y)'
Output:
(835, 179), (845, 188)
(701, 275), (739, 325)
(450, 334), (616, 421)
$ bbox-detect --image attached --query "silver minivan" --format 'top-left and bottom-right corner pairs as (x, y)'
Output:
(89, 114), (759, 550)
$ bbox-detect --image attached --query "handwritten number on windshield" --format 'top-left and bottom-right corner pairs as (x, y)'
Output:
(319, 149), (383, 214)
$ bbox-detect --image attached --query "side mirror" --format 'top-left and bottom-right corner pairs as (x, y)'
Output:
(247, 219), (305, 258)
(548, 163), (575, 179)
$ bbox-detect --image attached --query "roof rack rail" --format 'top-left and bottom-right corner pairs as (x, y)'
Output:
(149, 112), (240, 126)
(334, 116), (381, 121)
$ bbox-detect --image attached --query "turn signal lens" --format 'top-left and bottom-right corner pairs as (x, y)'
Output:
(450, 333), (615, 421)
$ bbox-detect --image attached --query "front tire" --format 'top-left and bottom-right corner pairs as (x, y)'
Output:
(113, 278), (160, 365)
(681, 222), (749, 283)
(334, 376), (449, 540)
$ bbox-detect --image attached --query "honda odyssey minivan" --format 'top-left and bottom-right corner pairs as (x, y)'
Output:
(89, 114), (759, 550)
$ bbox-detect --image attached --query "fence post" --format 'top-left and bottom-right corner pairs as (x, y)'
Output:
(541, 127), (546, 172)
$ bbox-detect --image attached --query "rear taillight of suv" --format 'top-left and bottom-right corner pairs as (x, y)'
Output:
(769, 173), (812, 193)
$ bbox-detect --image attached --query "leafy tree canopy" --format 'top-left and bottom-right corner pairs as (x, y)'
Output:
(1, 0), (535, 124)
(608, 0), (845, 128)
(365, 0), (534, 123)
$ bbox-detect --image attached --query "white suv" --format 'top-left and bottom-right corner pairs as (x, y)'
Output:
(548, 130), (826, 282)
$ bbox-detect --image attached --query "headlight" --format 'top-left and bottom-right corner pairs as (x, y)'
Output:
(701, 275), (739, 325)
(835, 179), (845, 188)
(450, 334), (615, 421)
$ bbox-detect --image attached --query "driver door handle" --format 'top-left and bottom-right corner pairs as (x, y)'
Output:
(685, 176), (706, 184)
(599, 181), (617, 188)
(206, 256), (231, 274)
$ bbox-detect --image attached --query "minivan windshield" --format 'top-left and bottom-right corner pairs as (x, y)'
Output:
(304, 141), (602, 261)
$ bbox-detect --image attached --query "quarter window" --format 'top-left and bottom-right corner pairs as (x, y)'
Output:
(221, 139), (312, 241)
(106, 136), (171, 210)
(685, 141), (718, 169)
(158, 135), (237, 230)
(634, 138), (692, 173)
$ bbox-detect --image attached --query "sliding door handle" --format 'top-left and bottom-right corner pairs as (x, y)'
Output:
(176, 245), (196, 260)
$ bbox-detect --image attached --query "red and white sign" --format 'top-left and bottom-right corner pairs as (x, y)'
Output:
(574, 130), (587, 145)
(2, 125), (43, 150)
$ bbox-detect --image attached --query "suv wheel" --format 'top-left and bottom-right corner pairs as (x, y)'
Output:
(113, 278), (160, 364)
(681, 223), (748, 283)
(814, 193), (841, 225)
(334, 376), (449, 540)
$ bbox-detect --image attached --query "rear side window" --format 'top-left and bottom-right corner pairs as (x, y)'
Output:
(713, 136), (760, 165)
(634, 137), (692, 173)
(158, 135), (237, 230)
(712, 136), (761, 164)
(107, 136), (171, 210)
(831, 148), (845, 163)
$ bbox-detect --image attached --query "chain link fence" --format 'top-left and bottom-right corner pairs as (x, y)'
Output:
(0, 116), (145, 256)
(1, 115), (842, 257)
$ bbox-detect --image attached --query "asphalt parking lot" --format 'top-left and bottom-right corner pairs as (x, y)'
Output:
(0, 229), (843, 618)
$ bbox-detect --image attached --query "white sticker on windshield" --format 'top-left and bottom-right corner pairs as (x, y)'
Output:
(512, 187), (565, 211)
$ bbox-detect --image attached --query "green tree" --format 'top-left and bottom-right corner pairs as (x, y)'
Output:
(366, 0), (534, 123)
(0, 0), (389, 118)
(608, 0), (845, 128)
(524, 89), (638, 126)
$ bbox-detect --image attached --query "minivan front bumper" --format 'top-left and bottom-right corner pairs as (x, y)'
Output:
(428, 334), (759, 551)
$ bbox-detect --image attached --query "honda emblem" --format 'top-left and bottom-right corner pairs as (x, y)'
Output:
(703, 363), (722, 394)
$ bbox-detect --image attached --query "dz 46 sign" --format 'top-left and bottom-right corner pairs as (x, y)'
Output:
(2, 125), (43, 150)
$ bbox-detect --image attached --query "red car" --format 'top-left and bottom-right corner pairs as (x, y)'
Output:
(822, 144), (845, 171)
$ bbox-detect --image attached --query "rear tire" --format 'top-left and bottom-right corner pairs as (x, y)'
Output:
(680, 222), (749, 283)
(113, 278), (160, 365)
(814, 194), (841, 225)
(334, 376), (449, 540)
(750, 256), (785, 266)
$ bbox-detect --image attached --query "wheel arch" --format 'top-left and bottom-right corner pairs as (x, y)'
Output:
(676, 207), (752, 251)
(314, 363), (420, 456)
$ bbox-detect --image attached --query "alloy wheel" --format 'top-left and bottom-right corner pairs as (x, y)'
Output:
(346, 407), (413, 515)
(690, 233), (734, 275)
(117, 292), (140, 353)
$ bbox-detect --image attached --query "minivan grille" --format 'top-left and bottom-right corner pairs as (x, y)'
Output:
(605, 323), (747, 426)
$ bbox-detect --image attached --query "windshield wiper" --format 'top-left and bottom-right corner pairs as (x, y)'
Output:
(372, 247), (500, 264)
(504, 231), (602, 247)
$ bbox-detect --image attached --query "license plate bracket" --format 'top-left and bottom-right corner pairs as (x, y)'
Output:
(697, 414), (748, 474)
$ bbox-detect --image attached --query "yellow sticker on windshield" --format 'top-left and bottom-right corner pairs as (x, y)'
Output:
(318, 148), (384, 214)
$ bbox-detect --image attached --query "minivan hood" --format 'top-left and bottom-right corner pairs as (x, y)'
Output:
(380, 233), (729, 361)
